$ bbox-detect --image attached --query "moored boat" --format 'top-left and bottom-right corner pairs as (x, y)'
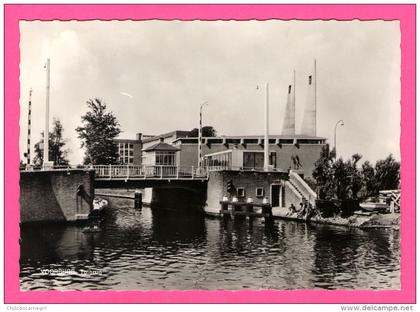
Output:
(359, 201), (389, 212)
(89, 198), (108, 218)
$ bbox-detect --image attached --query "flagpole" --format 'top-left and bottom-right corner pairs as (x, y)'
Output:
(314, 59), (317, 136)
(26, 89), (32, 168)
(43, 58), (50, 168)
(293, 69), (296, 134)
(198, 101), (208, 171)
(264, 82), (269, 171)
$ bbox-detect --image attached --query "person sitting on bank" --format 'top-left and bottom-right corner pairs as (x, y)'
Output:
(297, 202), (306, 218)
(287, 204), (297, 216)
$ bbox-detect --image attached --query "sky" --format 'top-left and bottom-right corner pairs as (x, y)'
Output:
(19, 20), (401, 165)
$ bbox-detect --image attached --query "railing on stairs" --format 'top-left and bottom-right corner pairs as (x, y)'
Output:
(289, 170), (317, 207)
(285, 181), (303, 202)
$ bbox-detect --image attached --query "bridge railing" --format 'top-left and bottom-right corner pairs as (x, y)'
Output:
(90, 165), (208, 179)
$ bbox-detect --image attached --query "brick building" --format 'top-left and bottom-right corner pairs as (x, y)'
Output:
(115, 131), (326, 178)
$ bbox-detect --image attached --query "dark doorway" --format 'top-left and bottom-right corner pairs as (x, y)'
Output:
(271, 185), (280, 207)
(281, 186), (286, 207)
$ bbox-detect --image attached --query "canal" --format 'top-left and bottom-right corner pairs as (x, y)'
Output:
(20, 197), (400, 290)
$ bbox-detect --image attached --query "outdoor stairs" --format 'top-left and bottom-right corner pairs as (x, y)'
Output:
(288, 170), (317, 208)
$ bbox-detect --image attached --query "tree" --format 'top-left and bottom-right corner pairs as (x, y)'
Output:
(313, 146), (363, 200)
(312, 145), (335, 199)
(346, 154), (363, 199)
(76, 98), (121, 165)
(188, 126), (217, 137)
(374, 154), (400, 191)
(332, 158), (349, 200)
(360, 161), (376, 198)
(33, 118), (69, 167)
(313, 148), (400, 201)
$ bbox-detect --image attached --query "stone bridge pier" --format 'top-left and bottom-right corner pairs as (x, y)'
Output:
(20, 169), (95, 223)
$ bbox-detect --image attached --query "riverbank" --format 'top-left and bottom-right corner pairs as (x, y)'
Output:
(272, 207), (400, 229)
(95, 189), (400, 229)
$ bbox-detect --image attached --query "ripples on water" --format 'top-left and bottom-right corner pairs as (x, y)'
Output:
(20, 197), (400, 290)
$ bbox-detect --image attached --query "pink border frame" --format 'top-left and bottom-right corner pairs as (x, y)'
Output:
(4, 4), (416, 304)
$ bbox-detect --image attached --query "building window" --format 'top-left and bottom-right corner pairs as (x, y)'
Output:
(237, 187), (245, 198)
(117, 142), (136, 165)
(270, 152), (277, 168)
(155, 152), (176, 165)
(256, 187), (264, 198)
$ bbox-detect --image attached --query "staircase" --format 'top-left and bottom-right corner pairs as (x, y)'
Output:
(288, 170), (317, 208)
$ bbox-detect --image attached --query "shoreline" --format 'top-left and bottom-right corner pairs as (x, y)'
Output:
(95, 189), (400, 230)
(272, 207), (400, 229)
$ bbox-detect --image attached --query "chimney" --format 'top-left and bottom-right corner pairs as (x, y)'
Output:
(282, 71), (296, 135)
(136, 133), (142, 141)
(301, 60), (317, 136)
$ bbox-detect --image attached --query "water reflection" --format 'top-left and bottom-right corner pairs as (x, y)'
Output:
(20, 197), (400, 290)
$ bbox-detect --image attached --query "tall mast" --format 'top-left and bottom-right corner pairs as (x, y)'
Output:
(198, 101), (208, 170)
(314, 59), (317, 136)
(26, 89), (32, 167)
(293, 69), (296, 134)
(264, 82), (270, 171)
(43, 58), (50, 167)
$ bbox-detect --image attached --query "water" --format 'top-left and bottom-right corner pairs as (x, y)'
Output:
(20, 197), (400, 290)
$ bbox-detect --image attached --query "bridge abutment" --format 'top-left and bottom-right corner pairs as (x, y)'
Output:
(20, 169), (95, 223)
(205, 170), (289, 216)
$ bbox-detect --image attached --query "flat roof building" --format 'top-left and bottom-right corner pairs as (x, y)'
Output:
(116, 131), (326, 178)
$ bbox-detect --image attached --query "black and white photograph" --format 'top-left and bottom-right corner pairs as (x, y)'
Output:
(19, 19), (401, 291)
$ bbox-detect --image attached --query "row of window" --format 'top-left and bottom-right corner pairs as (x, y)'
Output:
(118, 143), (134, 149)
(236, 187), (265, 198)
(154, 152), (176, 165)
(118, 142), (134, 164)
(179, 138), (324, 145)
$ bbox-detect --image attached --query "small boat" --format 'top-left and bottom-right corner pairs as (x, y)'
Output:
(89, 198), (108, 218)
(93, 198), (108, 210)
(82, 225), (101, 233)
(359, 201), (389, 212)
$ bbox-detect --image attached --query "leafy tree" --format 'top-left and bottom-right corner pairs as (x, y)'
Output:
(313, 148), (400, 201)
(312, 145), (335, 199)
(332, 158), (349, 200)
(360, 161), (376, 198)
(76, 98), (121, 165)
(346, 154), (363, 200)
(33, 118), (69, 167)
(188, 126), (217, 137)
(374, 154), (400, 191)
(313, 147), (363, 200)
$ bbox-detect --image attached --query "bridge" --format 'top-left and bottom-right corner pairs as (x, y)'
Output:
(91, 165), (208, 180)
(90, 165), (209, 189)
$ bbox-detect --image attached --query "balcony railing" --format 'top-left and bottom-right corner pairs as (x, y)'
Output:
(90, 165), (208, 179)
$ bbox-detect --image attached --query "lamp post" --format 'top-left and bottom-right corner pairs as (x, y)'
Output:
(257, 83), (270, 171)
(334, 119), (344, 155)
(263, 82), (269, 171)
(198, 101), (208, 170)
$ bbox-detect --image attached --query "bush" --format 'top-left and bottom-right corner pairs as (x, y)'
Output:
(316, 199), (340, 218)
(340, 199), (359, 218)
